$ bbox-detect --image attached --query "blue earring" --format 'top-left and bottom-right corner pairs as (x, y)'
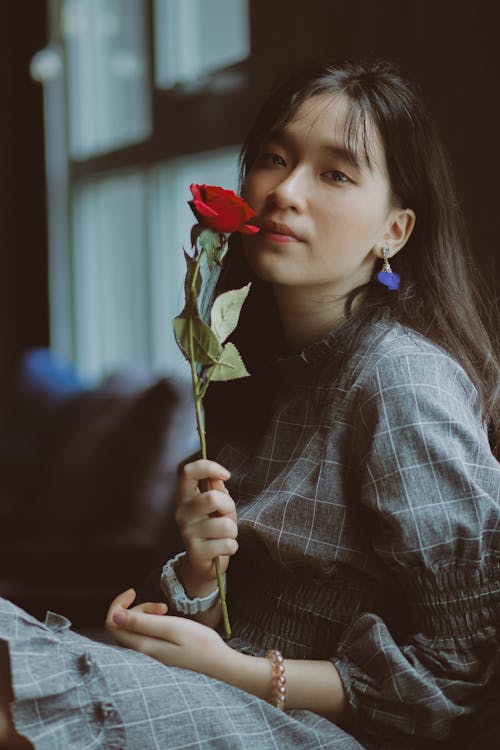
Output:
(377, 248), (400, 291)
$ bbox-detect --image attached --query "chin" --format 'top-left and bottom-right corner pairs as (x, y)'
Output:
(243, 243), (288, 283)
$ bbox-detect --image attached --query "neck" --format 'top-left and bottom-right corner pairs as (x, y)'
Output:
(273, 285), (350, 351)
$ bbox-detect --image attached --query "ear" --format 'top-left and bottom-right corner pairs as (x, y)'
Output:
(372, 207), (416, 260)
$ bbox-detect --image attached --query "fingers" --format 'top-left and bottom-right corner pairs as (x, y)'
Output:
(111, 588), (137, 609)
(131, 601), (168, 616)
(207, 478), (228, 494)
(105, 590), (167, 635)
(189, 531), (239, 557)
(190, 515), (238, 542)
(110, 625), (159, 656)
(110, 612), (220, 668)
(113, 608), (183, 643)
(105, 588), (136, 632)
(178, 460), (230, 500)
(176, 489), (236, 525)
(175, 460), (237, 582)
(178, 511), (238, 568)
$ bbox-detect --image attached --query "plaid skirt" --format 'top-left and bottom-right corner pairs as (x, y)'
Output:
(0, 597), (365, 749)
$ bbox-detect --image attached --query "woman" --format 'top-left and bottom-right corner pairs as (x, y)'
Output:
(1, 60), (499, 750)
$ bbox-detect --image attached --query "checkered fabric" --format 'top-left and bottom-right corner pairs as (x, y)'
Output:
(0, 600), (364, 749)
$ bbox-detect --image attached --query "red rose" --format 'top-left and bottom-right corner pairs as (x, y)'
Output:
(189, 184), (259, 235)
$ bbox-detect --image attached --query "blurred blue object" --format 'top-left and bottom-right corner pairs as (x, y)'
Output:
(15, 348), (89, 405)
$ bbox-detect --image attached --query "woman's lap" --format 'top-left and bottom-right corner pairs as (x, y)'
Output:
(0, 597), (365, 749)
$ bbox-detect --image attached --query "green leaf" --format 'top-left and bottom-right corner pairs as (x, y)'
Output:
(173, 315), (222, 365)
(172, 317), (190, 362)
(205, 342), (250, 382)
(210, 283), (251, 344)
(183, 250), (202, 315)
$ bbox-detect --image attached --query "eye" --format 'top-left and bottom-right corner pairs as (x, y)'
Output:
(257, 152), (286, 168)
(324, 170), (350, 183)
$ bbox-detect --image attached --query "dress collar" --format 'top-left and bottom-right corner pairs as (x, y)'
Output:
(272, 306), (392, 370)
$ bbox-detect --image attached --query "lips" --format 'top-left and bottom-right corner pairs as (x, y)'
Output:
(259, 220), (302, 241)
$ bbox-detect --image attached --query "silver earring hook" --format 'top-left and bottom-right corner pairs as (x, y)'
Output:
(381, 248), (392, 272)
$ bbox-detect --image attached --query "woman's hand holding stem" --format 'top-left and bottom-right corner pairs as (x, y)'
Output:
(175, 460), (238, 630)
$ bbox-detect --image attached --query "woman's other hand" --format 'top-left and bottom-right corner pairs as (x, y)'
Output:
(105, 590), (348, 722)
(105, 589), (239, 681)
(105, 588), (168, 631)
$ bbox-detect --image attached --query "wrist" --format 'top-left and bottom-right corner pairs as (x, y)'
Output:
(179, 554), (218, 599)
(224, 654), (348, 721)
(161, 551), (224, 615)
(223, 652), (271, 703)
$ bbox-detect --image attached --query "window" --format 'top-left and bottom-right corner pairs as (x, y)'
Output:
(72, 171), (150, 377)
(34, 0), (250, 380)
(63, 0), (152, 158)
(154, 0), (250, 88)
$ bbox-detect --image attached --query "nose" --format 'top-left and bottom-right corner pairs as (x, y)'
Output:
(266, 167), (308, 212)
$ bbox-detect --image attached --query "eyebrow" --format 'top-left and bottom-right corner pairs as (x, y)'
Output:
(264, 128), (363, 170)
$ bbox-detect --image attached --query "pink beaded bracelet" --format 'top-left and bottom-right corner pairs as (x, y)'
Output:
(266, 649), (286, 710)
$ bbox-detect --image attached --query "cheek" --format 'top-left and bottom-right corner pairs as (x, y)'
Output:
(241, 174), (258, 205)
(241, 171), (275, 211)
(337, 191), (389, 236)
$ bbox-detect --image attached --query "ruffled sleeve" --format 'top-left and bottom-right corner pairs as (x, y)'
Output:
(332, 345), (500, 745)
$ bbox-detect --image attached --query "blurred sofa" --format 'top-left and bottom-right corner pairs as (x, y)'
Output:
(0, 349), (196, 631)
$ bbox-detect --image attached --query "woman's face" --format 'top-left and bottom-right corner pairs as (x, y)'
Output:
(241, 94), (401, 300)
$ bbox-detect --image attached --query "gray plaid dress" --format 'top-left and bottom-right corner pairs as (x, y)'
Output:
(2, 310), (499, 749)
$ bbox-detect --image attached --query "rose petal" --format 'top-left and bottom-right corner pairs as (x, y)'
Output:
(239, 224), (260, 234)
(190, 184), (202, 200)
(192, 199), (218, 218)
(187, 184), (257, 235)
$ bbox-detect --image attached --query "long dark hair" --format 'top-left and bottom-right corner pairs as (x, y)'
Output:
(206, 60), (500, 454)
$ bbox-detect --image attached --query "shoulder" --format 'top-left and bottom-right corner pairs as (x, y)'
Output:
(349, 318), (480, 414)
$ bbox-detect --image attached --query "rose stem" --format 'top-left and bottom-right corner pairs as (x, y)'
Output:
(188, 252), (232, 640)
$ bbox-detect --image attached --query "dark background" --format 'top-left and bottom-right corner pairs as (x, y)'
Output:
(0, 0), (498, 394)
(0, 1), (49, 394)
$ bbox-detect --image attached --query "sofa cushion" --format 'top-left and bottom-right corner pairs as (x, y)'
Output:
(41, 372), (196, 551)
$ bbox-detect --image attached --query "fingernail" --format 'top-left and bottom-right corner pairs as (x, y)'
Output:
(220, 468), (230, 478)
(113, 610), (126, 626)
